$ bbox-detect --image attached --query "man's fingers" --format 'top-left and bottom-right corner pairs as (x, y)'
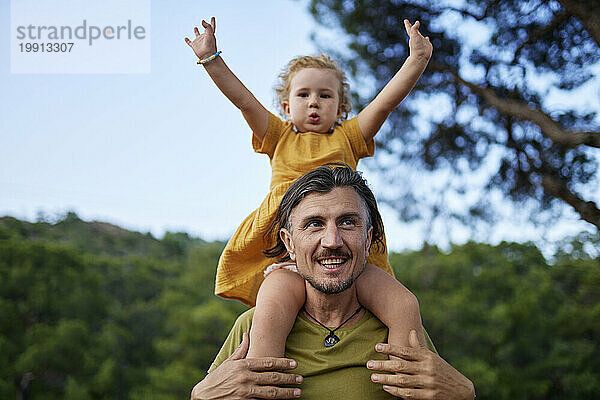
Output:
(245, 357), (298, 371)
(248, 386), (301, 399)
(252, 371), (303, 386)
(184, 37), (192, 47)
(194, 26), (200, 37)
(367, 358), (420, 374)
(382, 386), (433, 399)
(371, 372), (429, 388)
(211, 16), (216, 33)
(230, 332), (250, 360)
(375, 342), (422, 361)
(409, 329), (421, 349)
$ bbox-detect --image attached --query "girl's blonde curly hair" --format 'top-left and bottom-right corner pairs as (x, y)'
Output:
(274, 54), (352, 121)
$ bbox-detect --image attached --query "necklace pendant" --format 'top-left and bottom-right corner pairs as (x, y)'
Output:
(324, 332), (340, 348)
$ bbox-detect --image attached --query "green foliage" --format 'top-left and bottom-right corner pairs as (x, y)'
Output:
(308, 0), (600, 231)
(392, 241), (600, 399)
(0, 214), (237, 399)
(1, 214), (598, 399)
(0, 239), (108, 399)
(0, 213), (205, 259)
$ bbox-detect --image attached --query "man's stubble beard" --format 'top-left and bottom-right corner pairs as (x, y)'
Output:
(299, 259), (366, 295)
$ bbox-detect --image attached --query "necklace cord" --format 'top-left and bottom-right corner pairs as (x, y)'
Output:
(303, 305), (363, 334)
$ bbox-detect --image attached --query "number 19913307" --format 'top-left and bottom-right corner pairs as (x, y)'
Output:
(19, 42), (74, 52)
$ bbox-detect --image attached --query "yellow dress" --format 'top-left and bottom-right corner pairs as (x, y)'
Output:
(215, 112), (393, 306)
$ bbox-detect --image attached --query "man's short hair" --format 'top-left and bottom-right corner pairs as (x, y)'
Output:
(263, 163), (385, 260)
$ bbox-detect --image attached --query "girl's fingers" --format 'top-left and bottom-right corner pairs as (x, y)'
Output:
(184, 37), (192, 46)
(404, 19), (411, 35)
(201, 19), (214, 35)
(211, 16), (216, 33)
(194, 26), (200, 37)
(411, 21), (427, 39)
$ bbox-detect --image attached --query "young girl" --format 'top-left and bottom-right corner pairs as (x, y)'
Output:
(185, 17), (433, 357)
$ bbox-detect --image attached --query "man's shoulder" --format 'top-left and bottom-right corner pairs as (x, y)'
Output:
(235, 307), (255, 326)
(207, 308), (255, 374)
(228, 307), (255, 340)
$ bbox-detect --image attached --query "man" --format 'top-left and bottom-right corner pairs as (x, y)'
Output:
(192, 164), (475, 399)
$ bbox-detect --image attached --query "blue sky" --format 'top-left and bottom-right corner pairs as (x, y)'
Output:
(0, 0), (594, 254)
(0, 0), (345, 241)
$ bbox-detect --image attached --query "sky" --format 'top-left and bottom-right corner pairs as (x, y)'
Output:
(0, 0), (595, 254)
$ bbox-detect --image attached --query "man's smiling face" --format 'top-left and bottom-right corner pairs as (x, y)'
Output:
(280, 187), (373, 294)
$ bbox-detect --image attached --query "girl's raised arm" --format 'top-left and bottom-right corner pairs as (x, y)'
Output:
(185, 17), (269, 143)
(357, 20), (433, 143)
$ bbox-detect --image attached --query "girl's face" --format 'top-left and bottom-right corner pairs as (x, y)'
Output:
(283, 68), (344, 133)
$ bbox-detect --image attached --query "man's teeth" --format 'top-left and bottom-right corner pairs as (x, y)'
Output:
(319, 258), (345, 268)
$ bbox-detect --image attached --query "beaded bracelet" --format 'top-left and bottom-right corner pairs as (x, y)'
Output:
(197, 50), (222, 65)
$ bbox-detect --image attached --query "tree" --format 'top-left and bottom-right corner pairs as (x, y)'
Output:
(0, 240), (109, 399)
(391, 241), (600, 399)
(2, 215), (598, 398)
(139, 243), (245, 400)
(308, 0), (600, 239)
(0, 216), (239, 399)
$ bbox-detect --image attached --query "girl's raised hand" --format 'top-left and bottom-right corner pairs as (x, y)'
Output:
(185, 17), (218, 61)
(404, 19), (433, 62)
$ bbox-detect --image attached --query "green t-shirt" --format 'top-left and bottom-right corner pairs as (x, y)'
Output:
(209, 309), (437, 399)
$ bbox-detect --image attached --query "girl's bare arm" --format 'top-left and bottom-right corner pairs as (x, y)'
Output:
(357, 20), (433, 143)
(185, 17), (269, 142)
(356, 264), (426, 347)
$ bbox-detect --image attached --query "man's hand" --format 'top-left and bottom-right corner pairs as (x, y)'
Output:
(404, 20), (433, 62)
(185, 17), (218, 61)
(191, 333), (303, 400)
(367, 330), (475, 400)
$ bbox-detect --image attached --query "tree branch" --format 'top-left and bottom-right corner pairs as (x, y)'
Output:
(444, 7), (486, 21)
(512, 11), (569, 63)
(430, 64), (600, 148)
(541, 174), (600, 230)
(557, 0), (600, 46)
(444, 0), (501, 21)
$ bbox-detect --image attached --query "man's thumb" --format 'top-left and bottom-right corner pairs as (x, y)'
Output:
(230, 332), (250, 360)
(408, 330), (420, 349)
